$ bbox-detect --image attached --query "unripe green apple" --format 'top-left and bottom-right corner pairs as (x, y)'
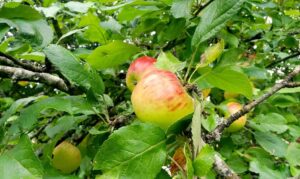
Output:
(131, 69), (194, 129)
(226, 102), (247, 132)
(52, 141), (81, 174)
(126, 56), (156, 91)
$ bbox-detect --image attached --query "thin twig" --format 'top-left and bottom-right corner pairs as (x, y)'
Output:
(266, 51), (300, 68)
(50, 18), (63, 38)
(0, 65), (68, 92)
(205, 65), (300, 141)
(192, 0), (214, 18)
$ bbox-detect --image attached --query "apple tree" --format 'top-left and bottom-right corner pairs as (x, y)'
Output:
(0, 0), (300, 178)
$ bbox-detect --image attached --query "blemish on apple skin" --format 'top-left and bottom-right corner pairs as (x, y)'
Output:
(166, 96), (175, 101)
(169, 102), (182, 111)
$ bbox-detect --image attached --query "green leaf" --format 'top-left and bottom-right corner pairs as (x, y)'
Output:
(191, 96), (203, 156)
(192, 0), (246, 46)
(279, 87), (300, 93)
(245, 147), (274, 167)
(64, 1), (93, 13)
(254, 131), (288, 157)
(18, 96), (93, 130)
(155, 51), (186, 73)
(19, 52), (45, 62)
(226, 154), (248, 174)
(198, 39), (225, 67)
(86, 41), (140, 70)
(0, 135), (43, 179)
(194, 67), (253, 99)
(249, 113), (288, 134)
(78, 12), (107, 44)
(193, 145), (215, 177)
(158, 18), (186, 42)
(94, 123), (167, 179)
(269, 94), (299, 108)
(184, 145), (194, 179)
(171, 0), (192, 19)
(249, 160), (284, 179)
(100, 17), (122, 33)
(0, 4), (42, 20)
(286, 142), (300, 166)
(0, 24), (9, 39)
(44, 45), (105, 95)
(0, 96), (42, 125)
(45, 115), (87, 138)
(0, 19), (53, 48)
(117, 6), (151, 22)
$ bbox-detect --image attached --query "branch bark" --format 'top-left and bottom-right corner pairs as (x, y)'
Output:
(214, 155), (240, 179)
(0, 52), (45, 72)
(0, 65), (68, 92)
(206, 65), (300, 141)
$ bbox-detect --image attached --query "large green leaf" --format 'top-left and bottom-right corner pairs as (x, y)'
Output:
(254, 131), (288, 157)
(86, 41), (140, 70)
(44, 45), (104, 95)
(0, 135), (43, 179)
(192, 0), (246, 46)
(194, 66), (253, 99)
(94, 123), (167, 179)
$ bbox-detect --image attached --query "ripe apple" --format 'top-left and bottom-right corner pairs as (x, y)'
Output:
(52, 141), (81, 174)
(226, 102), (247, 132)
(131, 69), (194, 129)
(126, 56), (156, 91)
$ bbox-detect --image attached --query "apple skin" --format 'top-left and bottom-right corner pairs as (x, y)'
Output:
(226, 102), (247, 132)
(126, 56), (156, 91)
(52, 141), (81, 174)
(131, 69), (194, 129)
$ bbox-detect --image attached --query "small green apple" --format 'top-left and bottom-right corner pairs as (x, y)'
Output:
(52, 141), (81, 174)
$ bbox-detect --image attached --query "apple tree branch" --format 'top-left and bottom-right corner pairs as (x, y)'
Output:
(205, 65), (300, 141)
(0, 65), (68, 92)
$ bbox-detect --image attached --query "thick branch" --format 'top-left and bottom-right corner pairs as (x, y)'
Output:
(206, 66), (300, 141)
(266, 51), (300, 68)
(0, 52), (45, 72)
(286, 82), (300, 88)
(0, 56), (17, 67)
(0, 65), (68, 92)
(214, 155), (240, 179)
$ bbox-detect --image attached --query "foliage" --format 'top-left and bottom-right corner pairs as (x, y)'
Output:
(0, 0), (299, 178)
